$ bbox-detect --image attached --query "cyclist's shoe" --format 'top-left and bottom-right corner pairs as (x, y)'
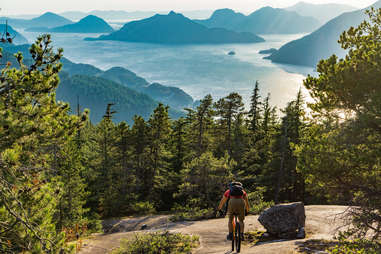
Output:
(227, 233), (233, 241)
(240, 233), (245, 241)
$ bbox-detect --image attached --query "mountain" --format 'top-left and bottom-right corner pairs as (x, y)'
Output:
(0, 24), (28, 45)
(28, 12), (73, 28)
(57, 73), (183, 123)
(48, 15), (114, 33)
(266, 1), (381, 67)
(1, 44), (192, 122)
(85, 11), (264, 44)
(285, 2), (357, 24)
(0, 12), (73, 29)
(195, 9), (246, 29)
(195, 7), (320, 34)
(60, 10), (213, 21)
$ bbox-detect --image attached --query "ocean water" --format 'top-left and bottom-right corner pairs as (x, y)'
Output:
(22, 31), (316, 109)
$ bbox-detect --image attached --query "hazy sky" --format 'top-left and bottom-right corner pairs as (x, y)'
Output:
(1, 0), (377, 15)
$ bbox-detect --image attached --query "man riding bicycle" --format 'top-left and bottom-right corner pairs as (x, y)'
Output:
(217, 182), (250, 241)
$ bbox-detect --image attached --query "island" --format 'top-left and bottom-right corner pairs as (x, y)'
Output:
(28, 15), (113, 33)
(259, 48), (277, 55)
(85, 11), (265, 44)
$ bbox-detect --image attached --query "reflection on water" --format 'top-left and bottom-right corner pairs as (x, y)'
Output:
(22, 31), (316, 109)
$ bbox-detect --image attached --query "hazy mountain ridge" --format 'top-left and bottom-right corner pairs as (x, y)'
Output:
(60, 10), (213, 21)
(266, 1), (381, 67)
(285, 1), (357, 24)
(86, 11), (265, 44)
(0, 44), (192, 122)
(27, 15), (114, 33)
(195, 7), (321, 34)
(0, 12), (73, 29)
(57, 73), (184, 123)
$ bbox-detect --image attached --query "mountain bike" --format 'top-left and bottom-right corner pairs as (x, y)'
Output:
(231, 213), (241, 253)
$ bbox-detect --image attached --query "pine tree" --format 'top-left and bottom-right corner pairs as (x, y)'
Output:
(0, 35), (80, 253)
(147, 103), (172, 210)
(185, 94), (214, 156)
(214, 92), (244, 158)
(274, 90), (305, 203)
(248, 81), (261, 134)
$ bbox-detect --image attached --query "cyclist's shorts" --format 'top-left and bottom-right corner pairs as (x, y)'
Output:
(228, 198), (245, 221)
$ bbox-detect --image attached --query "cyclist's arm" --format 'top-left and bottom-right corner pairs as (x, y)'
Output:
(217, 196), (228, 210)
(244, 195), (250, 212)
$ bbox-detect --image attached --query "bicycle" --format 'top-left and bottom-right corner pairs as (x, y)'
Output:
(231, 213), (241, 253)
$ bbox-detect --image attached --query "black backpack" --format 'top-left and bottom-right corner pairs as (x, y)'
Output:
(229, 184), (244, 196)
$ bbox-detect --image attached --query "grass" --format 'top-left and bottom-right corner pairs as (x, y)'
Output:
(112, 231), (199, 254)
(243, 230), (279, 245)
(295, 239), (381, 254)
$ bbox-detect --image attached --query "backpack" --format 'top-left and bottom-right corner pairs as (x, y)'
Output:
(229, 184), (244, 196)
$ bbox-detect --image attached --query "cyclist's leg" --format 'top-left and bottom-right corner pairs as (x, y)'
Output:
(227, 201), (234, 233)
(237, 199), (245, 233)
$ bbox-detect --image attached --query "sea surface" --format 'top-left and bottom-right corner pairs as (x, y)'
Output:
(22, 31), (316, 109)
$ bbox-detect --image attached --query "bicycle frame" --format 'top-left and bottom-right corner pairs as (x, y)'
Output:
(231, 214), (241, 253)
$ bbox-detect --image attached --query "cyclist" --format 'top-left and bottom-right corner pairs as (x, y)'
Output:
(217, 181), (250, 241)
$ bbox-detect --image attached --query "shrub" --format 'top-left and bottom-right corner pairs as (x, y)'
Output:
(247, 187), (274, 215)
(112, 231), (199, 254)
(129, 201), (156, 215)
(170, 203), (215, 222)
(328, 239), (381, 254)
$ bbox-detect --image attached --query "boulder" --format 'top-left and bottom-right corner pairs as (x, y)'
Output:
(258, 202), (306, 239)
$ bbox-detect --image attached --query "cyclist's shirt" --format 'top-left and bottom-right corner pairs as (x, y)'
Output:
(224, 189), (247, 199)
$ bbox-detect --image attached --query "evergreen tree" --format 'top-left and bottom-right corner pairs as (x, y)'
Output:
(176, 152), (234, 209)
(147, 103), (172, 210)
(300, 8), (381, 238)
(185, 94), (214, 156)
(248, 81), (261, 134)
(274, 90), (305, 203)
(0, 35), (80, 253)
(214, 92), (244, 158)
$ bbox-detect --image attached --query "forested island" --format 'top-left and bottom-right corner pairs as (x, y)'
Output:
(0, 5), (380, 254)
(86, 11), (265, 44)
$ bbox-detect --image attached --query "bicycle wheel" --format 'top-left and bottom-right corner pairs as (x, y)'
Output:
(236, 218), (241, 253)
(231, 220), (235, 251)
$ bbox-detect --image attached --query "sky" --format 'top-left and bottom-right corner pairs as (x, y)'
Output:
(0, 0), (377, 15)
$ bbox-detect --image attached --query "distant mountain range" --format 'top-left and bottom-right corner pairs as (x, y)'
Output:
(86, 11), (264, 44)
(195, 7), (320, 34)
(0, 12), (73, 29)
(0, 24), (28, 44)
(1, 44), (192, 123)
(285, 2), (356, 24)
(60, 10), (213, 21)
(266, 1), (381, 67)
(27, 15), (114, 33)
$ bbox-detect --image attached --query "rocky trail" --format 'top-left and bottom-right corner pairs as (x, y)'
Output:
(79, 205), (348, 254)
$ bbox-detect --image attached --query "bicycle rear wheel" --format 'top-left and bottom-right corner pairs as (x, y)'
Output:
(236, 219), (241, 253)
(231, 220), (235, 251)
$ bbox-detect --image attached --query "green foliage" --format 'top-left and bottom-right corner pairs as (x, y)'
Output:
(176, 152), (234, 209)
(129, 202), (156, 215)
(0, 34), (81, 253)
(247, 187), (274, 215)
(328, 239), (381, 254)
(113, 231), (199, 254)
(170, 202), (215, 221)
(299, 7), (381, 239)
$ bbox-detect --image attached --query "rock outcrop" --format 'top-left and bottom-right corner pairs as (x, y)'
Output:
(258, 202), (306, 239)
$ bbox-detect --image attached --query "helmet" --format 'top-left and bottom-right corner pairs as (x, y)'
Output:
(229, 181), (243, 187)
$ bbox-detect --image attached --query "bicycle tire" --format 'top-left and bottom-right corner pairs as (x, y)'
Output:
(236, 218), (241, 253)
(231, 219), (235, 251)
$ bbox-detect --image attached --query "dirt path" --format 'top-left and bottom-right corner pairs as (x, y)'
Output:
(79, 205), (347, 254)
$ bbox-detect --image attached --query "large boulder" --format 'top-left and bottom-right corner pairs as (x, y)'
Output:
(258, 202), (306, 239)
